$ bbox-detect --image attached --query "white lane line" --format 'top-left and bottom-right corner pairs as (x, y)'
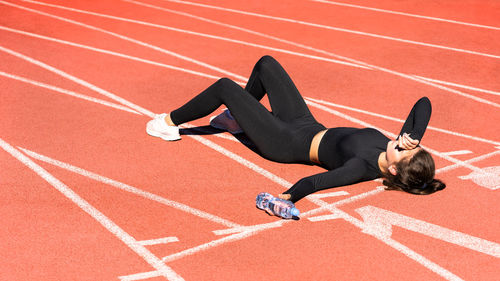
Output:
(305, 97), (500, 146)
(436, 149), (500, 174)
(124, 0), (370, 71)
(0, 45), (155, 117)
(119, 271), (164, 281)
(124, 1), (499, 109)
(137, 237), (179, 246)
(305, 99), (500, 181)
(159, 0), (500, 59)
(10, 0), (368, 70)
(308, 190), (350, 199)
(118, 0), (368, 69)
(2, 0), (247, 82)
(161, 229), (269, 263)
(0, 71), (140, 114)
(0, 25), (228, 83)
(6, 1), (495, 112)
(311, 0), (500, 30)
(356, 205), (500, 258)
(313, 198), (465, 281)
(19, 147), (242, 228)
(0, 138), (184, 281)
(213, 221), (284, 236)
(308, 213), (343, 222)
(442, 150), (472, 156)
(413, 75), (500, 96)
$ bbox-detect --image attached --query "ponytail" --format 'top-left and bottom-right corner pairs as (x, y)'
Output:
(383, 149), (446, 195)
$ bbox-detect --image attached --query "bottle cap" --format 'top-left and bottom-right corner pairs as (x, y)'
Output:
(290, 207), (300, 217)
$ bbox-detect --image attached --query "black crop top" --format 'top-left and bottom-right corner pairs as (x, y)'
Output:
(283, 97), (432, 202)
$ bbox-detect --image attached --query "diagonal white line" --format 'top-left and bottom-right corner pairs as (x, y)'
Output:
(0, 71), (140, 114)
(119, 271), (164, 281)
(436, 149), (500, 174)
(441, 150), (472, 156)
(0, 138), (184, 281)
(19, 147), (242, 228)
(159, 0), (500, 59)
(137, 236), (179, 246)
(311, 0), (500, 30)
(123, 1), (499, 109)
(124, 0), (370, 70)
(0, 45), (154, 117)
(117, 0), (368, 69)
(413, 75), (500, 96)
(0, 25), (229, 83)
(7, 0), (369, 70)
(2, 0), (247, 81)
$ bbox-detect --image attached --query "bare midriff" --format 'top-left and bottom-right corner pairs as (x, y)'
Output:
(309, 129), (327, 164)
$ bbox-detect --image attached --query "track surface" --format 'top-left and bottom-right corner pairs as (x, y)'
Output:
(1, 0), (499, 280)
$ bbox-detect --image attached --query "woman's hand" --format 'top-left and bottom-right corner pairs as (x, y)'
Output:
(398, 133), (419, 150)
(278, 193), (291, 200)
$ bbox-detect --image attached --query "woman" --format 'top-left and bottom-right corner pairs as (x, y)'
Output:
(147, 55), (445, 203)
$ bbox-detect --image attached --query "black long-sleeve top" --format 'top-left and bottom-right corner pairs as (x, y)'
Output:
(283, 97), (432, 202)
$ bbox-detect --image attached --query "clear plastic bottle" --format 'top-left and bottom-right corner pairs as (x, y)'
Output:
(256, 192), (300, 219)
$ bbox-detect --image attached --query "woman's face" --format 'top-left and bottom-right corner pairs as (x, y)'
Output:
(386, 140), (420, 165)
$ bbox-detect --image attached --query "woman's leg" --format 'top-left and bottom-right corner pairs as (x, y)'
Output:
(245, 55), (316, 122)
(170, 78), (297, 162)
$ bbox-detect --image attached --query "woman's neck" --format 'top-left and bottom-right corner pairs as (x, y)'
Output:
(378, 152), (388, 174)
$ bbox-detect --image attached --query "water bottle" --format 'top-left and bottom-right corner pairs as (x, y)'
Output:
(256, 192), (300, 219)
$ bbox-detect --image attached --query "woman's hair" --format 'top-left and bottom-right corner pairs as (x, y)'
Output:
(383, 149), (446, 195)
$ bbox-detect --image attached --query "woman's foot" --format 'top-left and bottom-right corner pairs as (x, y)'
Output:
(146, 113), (181, 141)
(209, 109), (243, 134)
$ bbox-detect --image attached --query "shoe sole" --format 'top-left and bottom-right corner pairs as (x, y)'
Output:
(146, 127), (181, 141)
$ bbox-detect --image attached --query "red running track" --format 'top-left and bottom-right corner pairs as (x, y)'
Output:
(1, 0), (499, 280)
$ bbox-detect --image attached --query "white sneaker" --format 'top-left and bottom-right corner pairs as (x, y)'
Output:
(209, 109), (243, 134)
(146, 113), (181, 141)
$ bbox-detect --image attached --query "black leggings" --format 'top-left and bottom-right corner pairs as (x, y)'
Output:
(170, 55), (326, 163)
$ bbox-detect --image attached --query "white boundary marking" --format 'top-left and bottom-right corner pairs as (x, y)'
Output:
(1, 0), (247, 82)
(0, 138), (184, 281)
(356, 205), (500, 258)
(436, 149), (500, 174)
(308, 190), (350, 199)
(414, 75), (500, 96)
(0, 71), (140, 114)
(0, 45), (155, 117)
(442, 150), (472, 156)
(124, 0), (370, 71)
(0, 25), (229, 83)
(159, 0), (500, 59)
(308, 213), (343, 222)
(305, 97), (500, 146)
(119, 271), (165, 281)
(9, 0), (496, 111)
(137, 236), (179, 246)
(124, 0), (500, 108)
(19, 147), (242, 228)
(9, 0), (368, 70)
(311, 0), (500, 30)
